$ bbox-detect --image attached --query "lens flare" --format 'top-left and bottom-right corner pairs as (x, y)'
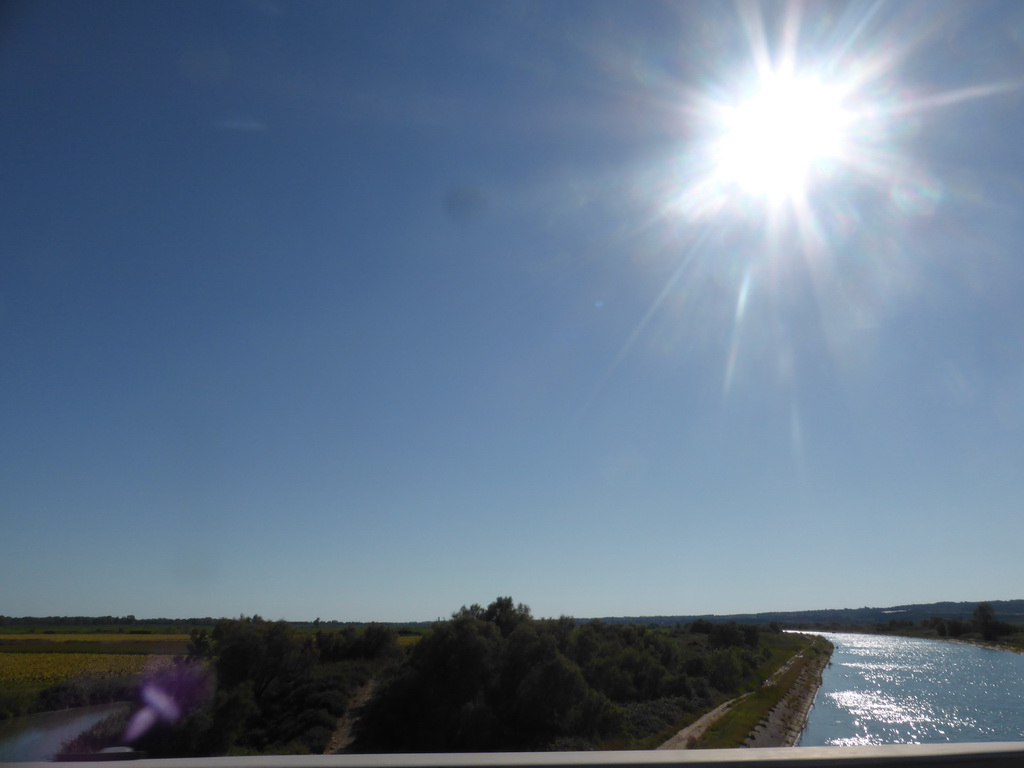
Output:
(589, 2), (1021, 467)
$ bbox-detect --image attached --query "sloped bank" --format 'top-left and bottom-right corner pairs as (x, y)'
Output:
(744, 637), (832, 747)
(659, 635), (833, 750)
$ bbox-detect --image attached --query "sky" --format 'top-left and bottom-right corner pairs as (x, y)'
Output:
(3, 0), (1024, 623)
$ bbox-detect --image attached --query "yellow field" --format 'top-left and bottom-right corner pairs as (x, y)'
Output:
(0, 652), (173, 684)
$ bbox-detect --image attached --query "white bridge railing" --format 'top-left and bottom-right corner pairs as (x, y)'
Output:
(32, 743), (1024, 768)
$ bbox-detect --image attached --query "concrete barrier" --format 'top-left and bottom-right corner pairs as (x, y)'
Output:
(25, 743), (1024, 768)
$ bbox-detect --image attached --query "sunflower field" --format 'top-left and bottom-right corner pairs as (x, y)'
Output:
(0, 652), (170, 685)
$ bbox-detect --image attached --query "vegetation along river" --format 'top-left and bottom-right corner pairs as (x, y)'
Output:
(799, 632), (1024, 746)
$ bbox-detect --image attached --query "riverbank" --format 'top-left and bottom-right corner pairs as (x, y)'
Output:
(744, 642), (831, 747)
(790, 626), (1024, 656)
(658, 636), (833, 750)
(922, 635), (1024, 656)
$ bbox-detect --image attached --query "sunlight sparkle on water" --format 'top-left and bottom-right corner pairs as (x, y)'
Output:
(801, 633), (1024, 746)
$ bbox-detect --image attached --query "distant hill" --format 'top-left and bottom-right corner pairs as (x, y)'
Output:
(589, 599), (1024, 627)
(6, 599), (1023, 629)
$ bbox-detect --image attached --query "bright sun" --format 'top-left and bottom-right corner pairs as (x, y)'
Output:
(713, 74), (851, 203)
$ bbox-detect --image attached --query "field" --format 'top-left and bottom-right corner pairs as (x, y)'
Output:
(0, 652), (171, 684)
(0, 631), (187, 720)
(0, 634), (189, 656)
(0, 624), (416, 722)
(0, 634), (186, 643)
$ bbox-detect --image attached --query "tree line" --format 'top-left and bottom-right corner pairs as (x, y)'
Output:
(352, 597), (789, 752)
(882, 602), (1021, 643)
(66, 598), (807, 756)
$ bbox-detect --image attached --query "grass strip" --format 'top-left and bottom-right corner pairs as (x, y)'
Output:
(639, 634), (823, 751)
(693, 637), (830, 749)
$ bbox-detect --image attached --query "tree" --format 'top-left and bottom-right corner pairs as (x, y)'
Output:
(352, 623), (399, 659)
(974, 602), (997, 641)
(355, 612), (503, 751)
(187, 628), (212, 659)
(133, 618), (324, 757)
(355, 598), (601, 751)
(212, 616), (316, 701)
(484, 597), (532, 638)
(708, 649), (741, 691)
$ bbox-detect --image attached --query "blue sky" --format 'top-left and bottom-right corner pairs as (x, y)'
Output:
(3, 0), (1024, 622)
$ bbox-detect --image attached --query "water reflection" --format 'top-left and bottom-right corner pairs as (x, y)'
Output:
(800, 633), (1024, 746)
(0, 703), (127, 762)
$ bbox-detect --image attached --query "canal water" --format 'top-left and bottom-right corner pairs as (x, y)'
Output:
(0, 702), (128, 762)
(800, 632), (1024, 746)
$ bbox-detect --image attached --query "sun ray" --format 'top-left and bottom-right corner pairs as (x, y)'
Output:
(579, 229), (711, 416)
(887, 81), (1024, 117)
(735, 0), (773, 83)
(723, 266), (755, 398)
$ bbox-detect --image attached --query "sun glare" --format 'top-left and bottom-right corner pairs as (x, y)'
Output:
(713, 74), (850, 203)
(622, 2), (1020, 412)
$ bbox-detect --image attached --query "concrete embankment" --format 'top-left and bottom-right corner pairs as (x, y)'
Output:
(744, 643), (832, 747)
(658, 638), (833, 750)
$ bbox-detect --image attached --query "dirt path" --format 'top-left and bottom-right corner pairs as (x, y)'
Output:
(656, 694), (750, 750)
(323, 679), (377, 755)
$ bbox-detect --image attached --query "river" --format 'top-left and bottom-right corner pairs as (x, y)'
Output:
(800, 632), (1024, 746)
(0, 702), (129, 762)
